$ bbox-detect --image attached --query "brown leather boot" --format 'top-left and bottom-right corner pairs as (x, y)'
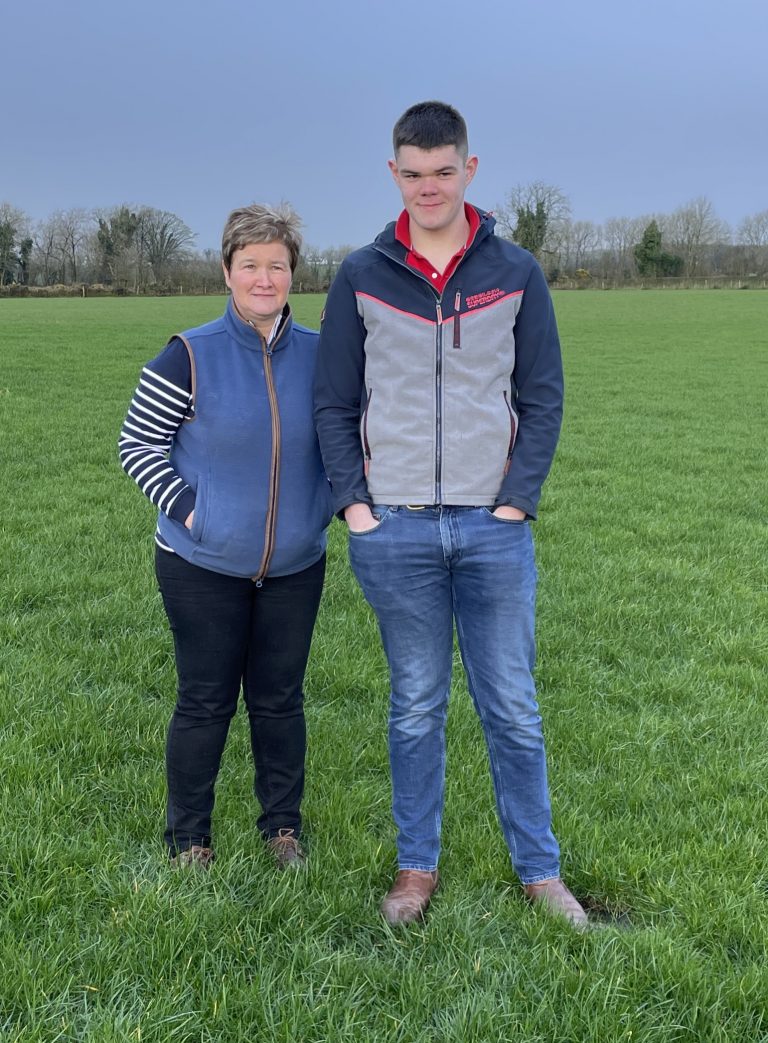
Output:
(524, 878), (588, 929)
(267, 828), (306, 869)
(381, 870), (439, 925)
(170, 845), (215, 870)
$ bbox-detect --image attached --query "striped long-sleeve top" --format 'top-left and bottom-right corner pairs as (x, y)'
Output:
(119, 339), (197, 536)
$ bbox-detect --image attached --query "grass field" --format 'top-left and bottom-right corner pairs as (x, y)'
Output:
(1, 290), (767, 1042)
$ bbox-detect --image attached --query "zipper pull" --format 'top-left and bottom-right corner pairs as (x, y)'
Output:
(453, 289), (462, 349)
(436, 303), (443, 325)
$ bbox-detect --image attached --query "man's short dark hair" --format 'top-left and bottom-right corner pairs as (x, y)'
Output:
(392, 101), (468, 158)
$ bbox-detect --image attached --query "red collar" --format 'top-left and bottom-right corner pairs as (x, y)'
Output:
(395, 204), (481, 294)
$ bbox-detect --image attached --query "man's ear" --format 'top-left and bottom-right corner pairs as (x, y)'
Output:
(465, 155), (479, 186)
(388, 158), (399, 183)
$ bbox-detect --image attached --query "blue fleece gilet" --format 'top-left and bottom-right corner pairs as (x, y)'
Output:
(157, 299), (333, 578)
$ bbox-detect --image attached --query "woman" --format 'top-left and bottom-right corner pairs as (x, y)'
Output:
(119, 204), (332, 869)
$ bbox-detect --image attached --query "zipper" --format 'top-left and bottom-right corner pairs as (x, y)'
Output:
(362, 388), (373, 476)
(435, 301), (444, 502)
(452, 289), (462, 349)
(503, 390), (518, 475)
(252, 336), (282, 585)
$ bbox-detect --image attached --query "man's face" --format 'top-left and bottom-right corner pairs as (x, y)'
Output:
(388, 144), (478, 236)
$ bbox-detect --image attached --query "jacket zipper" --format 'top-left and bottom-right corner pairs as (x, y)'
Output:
(503, 390), (519, 475)
(252, 326), (286, 586)
(435, 301), (444, 502)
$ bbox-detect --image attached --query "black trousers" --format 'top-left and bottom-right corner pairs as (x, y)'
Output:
(155, 547), (326, 857)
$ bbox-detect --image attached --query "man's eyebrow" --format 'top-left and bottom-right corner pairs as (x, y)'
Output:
(399, 165), (458, 175)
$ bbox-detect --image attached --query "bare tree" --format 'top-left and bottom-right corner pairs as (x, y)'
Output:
(495, 182), (571, 268)
(295, 246), (318, 292)
(193, 247), (226, 291)
(737, 210), (768, 274)
(738, 209), (768, 248)
(665, 197), (730, 275)
(602, 216), (647, 280)
(137, 207), (196, 286)
(560, 220), (602, 273)
(0, 202), (30, 285)
(294, 244), (339, 292)
(0, 201), (29, 233)
(32, 217), (62, 284)
(52, 208), (91, 283)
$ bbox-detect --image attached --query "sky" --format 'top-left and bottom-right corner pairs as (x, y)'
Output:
(3, 0), (767, 253)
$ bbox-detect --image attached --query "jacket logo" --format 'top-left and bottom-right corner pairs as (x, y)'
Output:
(465, 288), (505, 309)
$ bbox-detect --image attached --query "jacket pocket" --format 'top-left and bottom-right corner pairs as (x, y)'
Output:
(502, 391), (519, 476)
(189, 474), (209, 542)
(360, 388), (373, 476)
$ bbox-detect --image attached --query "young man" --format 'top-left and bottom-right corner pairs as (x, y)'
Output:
(315, 101), (586, 928)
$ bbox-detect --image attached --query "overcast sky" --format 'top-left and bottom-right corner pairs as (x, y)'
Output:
(4, 0), (766, 252)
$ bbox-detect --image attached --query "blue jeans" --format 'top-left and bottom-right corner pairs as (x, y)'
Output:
(348, 506), (560, 884)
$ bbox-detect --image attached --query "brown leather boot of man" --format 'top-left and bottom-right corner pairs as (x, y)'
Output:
(524, 878), (588, 929)
(381, 869), (439, 925)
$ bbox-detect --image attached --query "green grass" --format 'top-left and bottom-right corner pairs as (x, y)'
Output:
(1, 291), (767, 1041)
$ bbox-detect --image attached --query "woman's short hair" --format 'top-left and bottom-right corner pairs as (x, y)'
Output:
(221, 203), (303, 272)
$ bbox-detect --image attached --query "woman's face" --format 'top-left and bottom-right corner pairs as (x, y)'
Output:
(223, 241), (292, 334)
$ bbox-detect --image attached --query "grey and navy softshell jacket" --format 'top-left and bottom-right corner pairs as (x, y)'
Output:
(314, 208), (564, 519)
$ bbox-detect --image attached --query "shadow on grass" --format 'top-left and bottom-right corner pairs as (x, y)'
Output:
(581, 894), (634, 930)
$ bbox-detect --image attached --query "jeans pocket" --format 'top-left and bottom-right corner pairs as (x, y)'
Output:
(348, 505), (393, 537)
(481, 507), (527, 526)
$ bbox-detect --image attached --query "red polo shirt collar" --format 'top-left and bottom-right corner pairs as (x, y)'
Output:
(395, 204), (481, 294)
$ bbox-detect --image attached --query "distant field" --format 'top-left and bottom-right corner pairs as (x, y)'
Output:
(1, 291), (767, 1042)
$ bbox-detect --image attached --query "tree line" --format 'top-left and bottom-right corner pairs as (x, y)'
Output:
(495, 184), (768, 284)
(0, 202), (216, 294)
(0, 201), (357, 296)
(1, 190), (767, 296)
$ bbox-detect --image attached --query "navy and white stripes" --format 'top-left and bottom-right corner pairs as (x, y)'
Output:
(118, 340), (195, 524)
